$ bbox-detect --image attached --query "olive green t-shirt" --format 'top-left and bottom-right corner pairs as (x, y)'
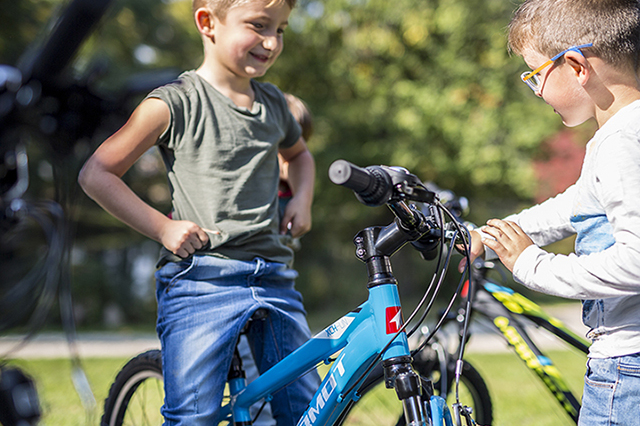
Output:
(148, 71), (301, 266)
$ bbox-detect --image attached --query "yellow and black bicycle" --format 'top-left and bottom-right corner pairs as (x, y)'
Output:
(463, 258), (588, 423)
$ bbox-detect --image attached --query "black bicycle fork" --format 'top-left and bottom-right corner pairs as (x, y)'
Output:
(383, 356), (431, 426)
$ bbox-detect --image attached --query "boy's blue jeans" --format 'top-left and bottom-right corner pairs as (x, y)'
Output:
(155, 255), (320, 426)
(579, 352), (640, 425)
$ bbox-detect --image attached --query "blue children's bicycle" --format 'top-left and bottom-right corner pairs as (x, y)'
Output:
(101, 160), (482, 426)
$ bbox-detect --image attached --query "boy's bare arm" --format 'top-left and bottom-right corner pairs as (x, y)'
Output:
(278, 138), (315, 237)
(78, 98), (209, 258)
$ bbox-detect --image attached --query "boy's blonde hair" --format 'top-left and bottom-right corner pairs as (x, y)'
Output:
(508, 0), (640, 71)
(193, 0), (297, 22)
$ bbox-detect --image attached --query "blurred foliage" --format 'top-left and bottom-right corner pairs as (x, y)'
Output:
(1, 0), (572, 329)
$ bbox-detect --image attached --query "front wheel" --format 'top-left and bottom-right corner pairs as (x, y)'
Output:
(101, 349), (164, 426)
(438, 360), (492, 426)
(339, 353), (492, 426)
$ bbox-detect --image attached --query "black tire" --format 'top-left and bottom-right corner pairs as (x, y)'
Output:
(339, 352), (493, 426)
(438, 360), (493, 426)
(101, 349), (164, 426)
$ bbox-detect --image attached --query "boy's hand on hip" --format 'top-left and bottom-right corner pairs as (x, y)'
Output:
(160, 220), (210, 258)
(481, 219), (533, 272)
(280, 197), (312, 238)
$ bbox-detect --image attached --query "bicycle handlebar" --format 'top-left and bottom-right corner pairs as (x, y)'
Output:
(328, 160), (394, 206)
(329, 159), (473, 264)
(329, 159), (435, 206)
(24, 0), (113, 84)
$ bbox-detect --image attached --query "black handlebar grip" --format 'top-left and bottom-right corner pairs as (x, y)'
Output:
(328, 160), (374, 193)
(329, 160), (393, 206)
(26, 0), (113, 84)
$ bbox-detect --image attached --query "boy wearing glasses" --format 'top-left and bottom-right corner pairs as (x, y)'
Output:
(461, 0), (640, 423)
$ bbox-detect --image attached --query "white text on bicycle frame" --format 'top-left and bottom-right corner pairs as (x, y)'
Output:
(297, 355), (346, 426)
(313, 316), (354, 340)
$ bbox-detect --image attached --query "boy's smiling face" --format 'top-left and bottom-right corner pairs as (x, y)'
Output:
(522, 47), (593, 128)
(210, 0), (291, 81)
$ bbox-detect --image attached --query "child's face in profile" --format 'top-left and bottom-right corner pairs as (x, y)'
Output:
(211, 0), (291, 81)
(522, 47), (592, 127)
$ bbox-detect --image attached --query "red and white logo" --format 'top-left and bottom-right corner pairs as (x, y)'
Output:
(385, 306), (402, 334)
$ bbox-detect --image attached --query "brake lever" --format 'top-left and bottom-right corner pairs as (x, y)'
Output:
(395, 181), (436, 203)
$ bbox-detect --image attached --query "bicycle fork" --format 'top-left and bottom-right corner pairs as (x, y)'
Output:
(383, 356), (428, 426)
(385, 356), (480, 426)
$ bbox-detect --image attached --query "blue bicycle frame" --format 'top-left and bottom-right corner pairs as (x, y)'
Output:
(219, 281), (454, 426)
(215, 161), (467, 426)
(219, 220), (461, 426)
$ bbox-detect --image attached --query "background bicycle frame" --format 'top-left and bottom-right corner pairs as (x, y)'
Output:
(457, 262), (590, 424)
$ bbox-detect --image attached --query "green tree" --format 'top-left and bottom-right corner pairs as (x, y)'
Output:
(2, 0), (569, 327)
(267, 0), (565, 314)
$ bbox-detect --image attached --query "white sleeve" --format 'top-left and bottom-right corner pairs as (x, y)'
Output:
(503, 185), (577, 246)
(512, 134), (640, 299)
(480, 186), (577, 261)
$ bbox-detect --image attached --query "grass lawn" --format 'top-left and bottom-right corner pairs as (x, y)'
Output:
(5, 348), (586, 426)
(466, 350), (586, 426)
(5, 357), (131, 426)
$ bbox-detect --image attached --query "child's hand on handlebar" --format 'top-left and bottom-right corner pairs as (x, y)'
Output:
(457, 229), (486, 273)
(159, 220), (210, 258)
(481, 219), (533, 272)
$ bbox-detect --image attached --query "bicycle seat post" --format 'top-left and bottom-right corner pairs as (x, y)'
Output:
(227, 309), (269, 425)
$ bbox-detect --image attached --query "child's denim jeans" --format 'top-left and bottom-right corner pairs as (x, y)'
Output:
(579, 352), (640, 425)
(155, 255), (320, 426)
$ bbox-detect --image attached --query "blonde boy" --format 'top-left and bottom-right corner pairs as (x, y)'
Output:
(79, 0), (319, 424)
(461, 0), (640, 423)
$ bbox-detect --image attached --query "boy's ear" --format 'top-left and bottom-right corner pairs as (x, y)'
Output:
(565, 51), (590, 86)
(195, 8), (215, 39)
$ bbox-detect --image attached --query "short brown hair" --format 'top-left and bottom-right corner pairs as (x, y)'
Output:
(508, 0), (640, 71)
(193, 0), (297, 22)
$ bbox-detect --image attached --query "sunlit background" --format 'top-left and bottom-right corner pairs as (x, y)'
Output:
(1, 0), (592, 332)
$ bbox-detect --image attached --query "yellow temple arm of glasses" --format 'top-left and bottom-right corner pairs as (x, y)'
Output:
(522, 59), (553, 82)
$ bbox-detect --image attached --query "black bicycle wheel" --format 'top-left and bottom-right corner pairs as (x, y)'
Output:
(439, 360), (493, 426)
(338, 353), (493, 426)
(101, 349), (165, 426)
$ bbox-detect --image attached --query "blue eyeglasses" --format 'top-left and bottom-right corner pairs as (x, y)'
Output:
(520, 43), (593, 92)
